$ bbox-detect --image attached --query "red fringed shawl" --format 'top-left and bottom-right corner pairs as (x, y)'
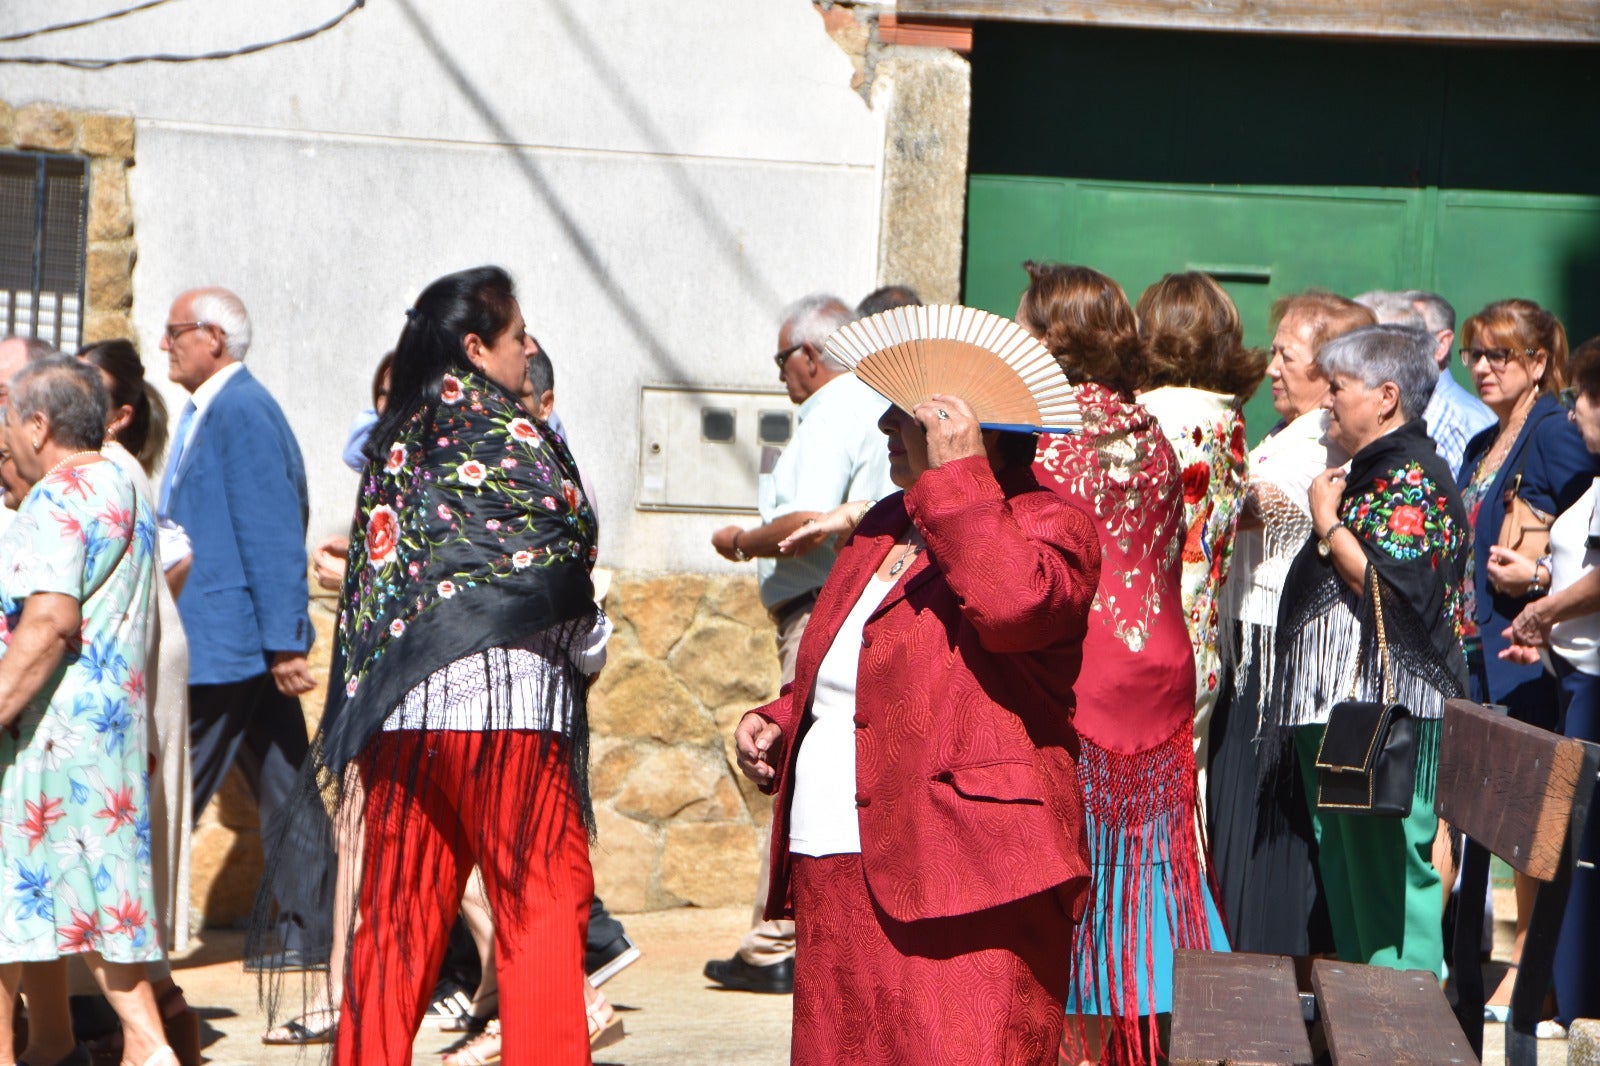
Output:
(1034, 384), (1215, 1066)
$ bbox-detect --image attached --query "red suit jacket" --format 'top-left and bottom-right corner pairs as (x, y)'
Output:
(758, 456), (1100, 925)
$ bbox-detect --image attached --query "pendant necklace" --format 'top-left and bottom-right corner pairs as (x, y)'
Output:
(888, 532), (924, 577)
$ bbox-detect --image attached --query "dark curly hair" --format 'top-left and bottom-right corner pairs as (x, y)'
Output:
(1135, 271), (1268, 399)
(1016, 261), (1144, 395)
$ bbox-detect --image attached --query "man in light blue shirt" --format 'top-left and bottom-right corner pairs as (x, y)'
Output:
(1403, 290), (1496, 476)
(707, 293), (896, 993)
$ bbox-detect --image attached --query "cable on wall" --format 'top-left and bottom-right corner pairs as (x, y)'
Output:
(0, 1), (181, 45)
(0, 0), (363, 68)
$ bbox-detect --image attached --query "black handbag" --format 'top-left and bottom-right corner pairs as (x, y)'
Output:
(1315, 571), (1418, 817)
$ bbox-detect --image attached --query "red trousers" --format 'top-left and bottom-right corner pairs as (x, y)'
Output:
(336, 730), (592, 1066)
(791, 853), (1074, 1065)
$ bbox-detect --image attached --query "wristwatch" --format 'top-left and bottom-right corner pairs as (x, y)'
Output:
(1317, 521), (1346, 558)
(732, 531), (750, 562)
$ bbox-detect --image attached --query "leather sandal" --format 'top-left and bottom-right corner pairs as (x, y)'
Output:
(441, 1020), (500, 1066)
(587, 992), (624, 1051)
(262, 1007), (338, 1046)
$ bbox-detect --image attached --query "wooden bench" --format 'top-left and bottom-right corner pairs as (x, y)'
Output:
(1439, 699), (1599, 1063)
(1171, 699), (1598, 1066)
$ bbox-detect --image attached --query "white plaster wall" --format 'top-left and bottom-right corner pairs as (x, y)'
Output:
(0, 0), (885, 571)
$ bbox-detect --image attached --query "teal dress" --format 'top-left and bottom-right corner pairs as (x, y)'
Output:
(0, 458), (161, 963)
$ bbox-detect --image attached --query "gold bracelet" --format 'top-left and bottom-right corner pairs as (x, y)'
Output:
(853, 499), (876, 527)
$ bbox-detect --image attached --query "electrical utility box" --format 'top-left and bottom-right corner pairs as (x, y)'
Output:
(637, 385), (794, 513)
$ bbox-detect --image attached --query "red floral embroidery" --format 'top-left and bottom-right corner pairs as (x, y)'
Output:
(1388, 504), (1426, 537)
(1181, 462), (1209, 505)
(366, 505), (399, 567)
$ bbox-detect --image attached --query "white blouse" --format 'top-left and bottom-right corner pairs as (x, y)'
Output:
(1547, 481), (1600, 676)
(788, 574), (896, 858)
(383, 611), (613, 732)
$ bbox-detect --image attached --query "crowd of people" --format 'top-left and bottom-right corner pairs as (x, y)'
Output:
(718, 275), (1600, 1063)
(0, 261), (1593, 1066)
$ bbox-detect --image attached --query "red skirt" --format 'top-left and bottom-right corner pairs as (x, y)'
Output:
(792, 853), (1074, 1065)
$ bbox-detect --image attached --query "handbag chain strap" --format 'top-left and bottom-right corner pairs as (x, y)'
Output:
(1345, 566), (1395, 704)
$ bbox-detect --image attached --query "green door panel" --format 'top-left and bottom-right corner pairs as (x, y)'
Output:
(1430, 192), (1600, 350)
(967, 175), (1426, 439)
(963, 22), (1600, 446)
(966, 175), (1600, 444)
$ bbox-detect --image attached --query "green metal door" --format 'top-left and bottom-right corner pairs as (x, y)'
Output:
(963, 24), (1600, 443)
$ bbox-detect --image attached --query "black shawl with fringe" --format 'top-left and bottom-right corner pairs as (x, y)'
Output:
(320, 368), (599, 775)
(1271, 419), (1470, 727)
(250, 369), (600, 1017)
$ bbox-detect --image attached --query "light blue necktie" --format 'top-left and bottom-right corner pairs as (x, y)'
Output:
(158, 400), (197, 517)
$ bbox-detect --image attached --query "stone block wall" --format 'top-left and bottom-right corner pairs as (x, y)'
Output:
(588, 573), (779, 911)
(188, 570), (778, 928)
(0, 99), (138, 345)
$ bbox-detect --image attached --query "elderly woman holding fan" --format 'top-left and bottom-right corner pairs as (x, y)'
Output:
(737, 306), (1100, 1064)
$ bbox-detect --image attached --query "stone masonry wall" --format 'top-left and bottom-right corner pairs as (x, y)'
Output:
(588, 573), (780, 911)
(190, 571), (778, 928)
(0, 99), (138, 345)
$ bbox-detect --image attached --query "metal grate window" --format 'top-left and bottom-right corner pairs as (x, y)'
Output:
(0, 151), (88, 351)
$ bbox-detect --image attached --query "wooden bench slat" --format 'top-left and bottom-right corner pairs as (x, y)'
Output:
(1170, 950), (1313, 1066)
(1311, 959), (1477, 1064)
(1436, 698), (1586, 880)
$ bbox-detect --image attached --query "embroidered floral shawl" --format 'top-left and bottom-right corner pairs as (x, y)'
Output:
(319, 369), (599, 773)
(1272, 419), (1469, 729)
(1035, 384), (1214, 1066)
(251, 369), (600, 1023)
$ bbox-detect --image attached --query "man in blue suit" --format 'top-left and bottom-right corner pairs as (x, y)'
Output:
(158, 286), (323, 967)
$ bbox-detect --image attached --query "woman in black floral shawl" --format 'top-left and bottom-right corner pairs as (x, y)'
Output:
(260, 267), (604, 1065)
(1270, 324), (1469, 979)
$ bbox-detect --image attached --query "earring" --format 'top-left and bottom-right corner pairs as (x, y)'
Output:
(30, 438), (39, 451)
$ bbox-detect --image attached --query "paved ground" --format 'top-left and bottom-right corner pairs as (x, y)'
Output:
(157, 894), (1563, 1064)
(173, 906), (790, 1065)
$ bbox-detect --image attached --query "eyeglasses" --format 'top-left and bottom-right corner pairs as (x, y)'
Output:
(772, 344), (803, 372)
(1461, 346), (1541, 367)
(163, 321), (209, 341)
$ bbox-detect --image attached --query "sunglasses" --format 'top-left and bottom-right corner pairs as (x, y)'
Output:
(1461, 346), (1541, 368)
(772, 344), (803, 371)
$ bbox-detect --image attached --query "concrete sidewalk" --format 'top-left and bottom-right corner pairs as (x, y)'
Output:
(153, 897), (1564, 1064)
(173, 905), (790, 1065)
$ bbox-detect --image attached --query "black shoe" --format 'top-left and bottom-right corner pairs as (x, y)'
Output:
(703, 955), (794, 994)
(243, 947), (330, 973)
(586, 933), (641, 987)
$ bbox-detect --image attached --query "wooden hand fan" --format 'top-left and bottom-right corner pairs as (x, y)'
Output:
(824, 304), (1080, 434)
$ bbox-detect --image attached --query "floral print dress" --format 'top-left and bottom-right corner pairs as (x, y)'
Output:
(0, 460), (160, 963)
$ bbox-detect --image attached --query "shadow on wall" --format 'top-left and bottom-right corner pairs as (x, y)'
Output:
(393, 0), (788, 387)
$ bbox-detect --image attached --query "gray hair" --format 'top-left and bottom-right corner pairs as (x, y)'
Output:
(1400, 290), (1456, 333)
(1, 335), (58, 362)
(780, 293), (854, 372)
(9, 355), (108, 451)
(189, 287), (252, 360)
(526, 347), (554, 396)
(1353, 290), (1427, 330)
(1316, 324), (1440, 423)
